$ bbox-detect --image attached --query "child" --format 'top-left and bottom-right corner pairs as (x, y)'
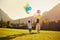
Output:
(36, 19), (40, 33)
(28, 20), (32, 33)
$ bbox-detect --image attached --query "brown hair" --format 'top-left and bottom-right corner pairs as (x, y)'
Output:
(36, 19), (39, 23)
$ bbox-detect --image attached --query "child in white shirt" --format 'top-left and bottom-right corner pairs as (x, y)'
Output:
(28, 20), (32, 33)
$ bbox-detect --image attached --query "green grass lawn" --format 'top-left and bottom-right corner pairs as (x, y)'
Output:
(0, 28), (60, 40)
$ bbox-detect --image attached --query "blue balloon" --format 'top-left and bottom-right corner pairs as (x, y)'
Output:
(26, 6), (32, 11)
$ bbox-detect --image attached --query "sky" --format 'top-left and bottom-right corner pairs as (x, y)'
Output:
(0, 0), (60, 20)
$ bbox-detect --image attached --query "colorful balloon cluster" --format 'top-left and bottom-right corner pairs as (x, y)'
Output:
(24, 3), (32, 14)
(24, 3), (41, 19)
(34, 10), (41, 19)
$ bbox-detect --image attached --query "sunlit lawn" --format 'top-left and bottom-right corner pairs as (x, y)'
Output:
(0, 28), (60, 40)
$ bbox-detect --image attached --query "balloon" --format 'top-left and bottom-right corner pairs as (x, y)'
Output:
(26, 6), (32, 11)
(33, 14), (41, 19)
(37, 10), (41, 14)
(33, 10), (41, 19)
(24, 3), (32, 14)
(36, 15), (41, 19)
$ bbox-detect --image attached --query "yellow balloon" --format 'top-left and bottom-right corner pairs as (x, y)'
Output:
(36, 15), (41, 19)
(24, 3), (29, 8)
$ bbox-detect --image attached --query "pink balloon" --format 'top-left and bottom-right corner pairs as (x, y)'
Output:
(37, 10), (41, 13)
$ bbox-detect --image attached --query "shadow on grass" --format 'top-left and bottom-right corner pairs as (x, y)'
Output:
(0, 33), (37, 40)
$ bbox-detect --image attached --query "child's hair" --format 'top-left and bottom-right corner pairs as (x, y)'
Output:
(28, 20), (30, 23)
(36, 19), (39, 23)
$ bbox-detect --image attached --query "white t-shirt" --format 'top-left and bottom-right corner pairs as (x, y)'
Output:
(28, 23), (32, 29)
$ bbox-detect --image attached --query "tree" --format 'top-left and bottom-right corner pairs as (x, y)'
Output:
(6, 21), (10, 28)
(0, 18), (3, 27)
